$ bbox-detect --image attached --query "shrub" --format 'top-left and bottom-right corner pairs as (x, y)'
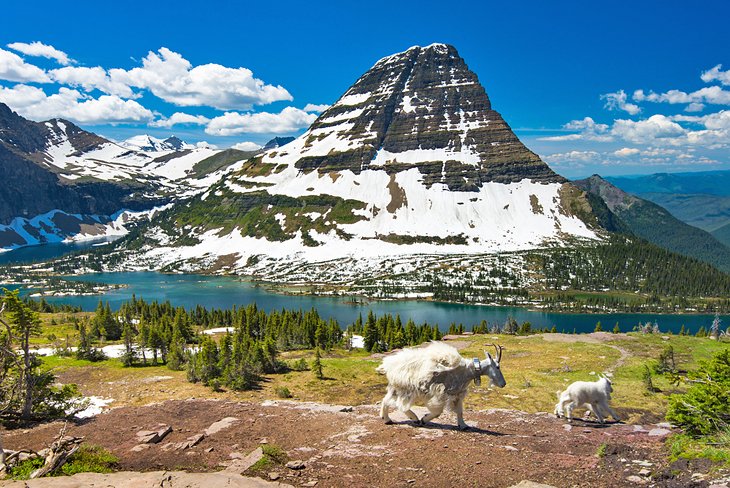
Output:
(289, 358), (309, 371)
(654, 345), (676, 374)
(666, 349), (730, 436)
(60, 445), (118, 475)
(275, 386), (292, 398)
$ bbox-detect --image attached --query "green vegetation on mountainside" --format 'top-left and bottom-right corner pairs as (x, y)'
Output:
(158, 185), (368, 246)
(190, 148), (259, 179)
(613, 198), (730, 273)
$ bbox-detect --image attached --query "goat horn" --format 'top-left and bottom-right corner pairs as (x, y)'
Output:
(484, 343), (504, 363)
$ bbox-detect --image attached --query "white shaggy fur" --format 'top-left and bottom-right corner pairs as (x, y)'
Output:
(554, 376), (621, 424)
(377, 342), (506, 430)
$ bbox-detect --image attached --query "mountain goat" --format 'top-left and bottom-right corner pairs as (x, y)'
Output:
(554, 375), (620, 424)
(377, 342), (506, 430)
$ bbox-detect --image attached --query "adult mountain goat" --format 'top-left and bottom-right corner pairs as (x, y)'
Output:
(377, 342), (506, 430)
(554, 375), (621, 424)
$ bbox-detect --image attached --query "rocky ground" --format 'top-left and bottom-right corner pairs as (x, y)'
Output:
(3, 398), (728, 488)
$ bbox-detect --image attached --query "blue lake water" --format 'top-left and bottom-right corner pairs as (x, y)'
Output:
(3, 242), (725, 334)
(35, 272), (726, 335)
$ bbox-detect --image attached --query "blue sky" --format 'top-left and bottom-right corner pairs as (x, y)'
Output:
(1, 0), (729, 177)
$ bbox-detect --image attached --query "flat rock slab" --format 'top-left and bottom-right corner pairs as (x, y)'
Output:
(205, 417), (240, 436)
(136, 424), (172, 444)
(648, 428), (671, 437)
(0, 470), (294, 487)
(225, 446), (264, 474)
(509, 482), (558, 488)
(175, 433), (206, 450)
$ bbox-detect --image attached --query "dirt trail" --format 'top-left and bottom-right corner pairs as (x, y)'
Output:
(536, 332), (632, 374)
(2, 399), (721, 488)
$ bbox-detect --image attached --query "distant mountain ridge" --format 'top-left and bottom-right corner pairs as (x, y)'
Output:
(0, 103), (277, 250)
(606, 171), (730, 196)
(574, 175), (730, 273)
(606, 170), (730, 237)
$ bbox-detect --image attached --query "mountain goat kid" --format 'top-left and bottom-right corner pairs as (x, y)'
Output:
(377, 342), (506, 430)
(554, 375), (620, 424)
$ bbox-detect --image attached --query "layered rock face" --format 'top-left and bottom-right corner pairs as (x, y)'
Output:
(283, 44), (562, 189)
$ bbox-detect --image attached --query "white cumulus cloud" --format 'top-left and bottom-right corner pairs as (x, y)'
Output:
(205, 107), (317, 136)
(685, 102), (705, 112)
(614, 147), (641, 157)
(231, 141), (263, 151)
(0, 84), (153, 124)
(601, 90), (641, 115)
(701, 64), (730, 86)
(303, 103), (330, 112)
(49, 66), (136, 98)
(633, 86), (730, 106)
(7, 41), (74, 66)
(114, 48), (293, 110)
(611, 115), (686, 144)
(150, 112), (210, 128)
(0, 48), (50, 83)
(539, 117), (612, 141)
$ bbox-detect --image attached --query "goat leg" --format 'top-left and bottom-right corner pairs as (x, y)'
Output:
(454, 398), (469, 430)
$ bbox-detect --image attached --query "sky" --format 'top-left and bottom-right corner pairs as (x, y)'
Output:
(1, 0), (729, 178)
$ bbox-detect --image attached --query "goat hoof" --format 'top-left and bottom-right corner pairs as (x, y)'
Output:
(458, 425), (470, 431)
(384, 420), (393, 425)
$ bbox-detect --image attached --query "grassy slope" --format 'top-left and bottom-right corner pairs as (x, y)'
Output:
(36, 312), (729, 424)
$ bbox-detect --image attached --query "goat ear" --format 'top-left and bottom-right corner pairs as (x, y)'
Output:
(485, 351), (493, 362)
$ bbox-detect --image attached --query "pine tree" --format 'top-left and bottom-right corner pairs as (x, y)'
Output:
(166, 327), (187, 371)
(313, 347), (324, 380)
(612, 322), (621, 334)
(120, 320), (136, 367)
(594, 321), (603, 332)
(363, 311), (379, 352)
(1, 289), (43, 419)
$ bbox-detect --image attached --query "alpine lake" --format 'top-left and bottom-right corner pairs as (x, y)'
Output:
(1, 239), (725, 335)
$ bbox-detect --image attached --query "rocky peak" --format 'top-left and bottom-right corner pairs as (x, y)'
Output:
(263, 136), (295, 150)
(267, 44), (561, 190)
(163, 136), (186, 150)
(0, 102), (49, 155)
(574, 174), (640, 212)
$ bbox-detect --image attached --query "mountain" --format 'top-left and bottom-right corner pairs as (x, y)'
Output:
(606, 171), (730, 232)
(712, 222), (730, 248)
(262, 136), (295, 150)
(118, 44), (607, 275)
(574, 175), (730, 273)
(121, 134), (194, 152)
(606, 171), (730, 196)
(0, 103), (249, 250)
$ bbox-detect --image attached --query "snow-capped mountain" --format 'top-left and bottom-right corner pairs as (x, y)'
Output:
(122, 44), (607, 277)
(0, 103), (261, 250)
(120, 134), (195, 152)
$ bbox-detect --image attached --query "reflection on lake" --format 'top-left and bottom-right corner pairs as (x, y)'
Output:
(0, 238), (117, 265)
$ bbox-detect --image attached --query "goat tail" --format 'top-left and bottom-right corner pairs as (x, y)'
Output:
(556, 390), (563, 400)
